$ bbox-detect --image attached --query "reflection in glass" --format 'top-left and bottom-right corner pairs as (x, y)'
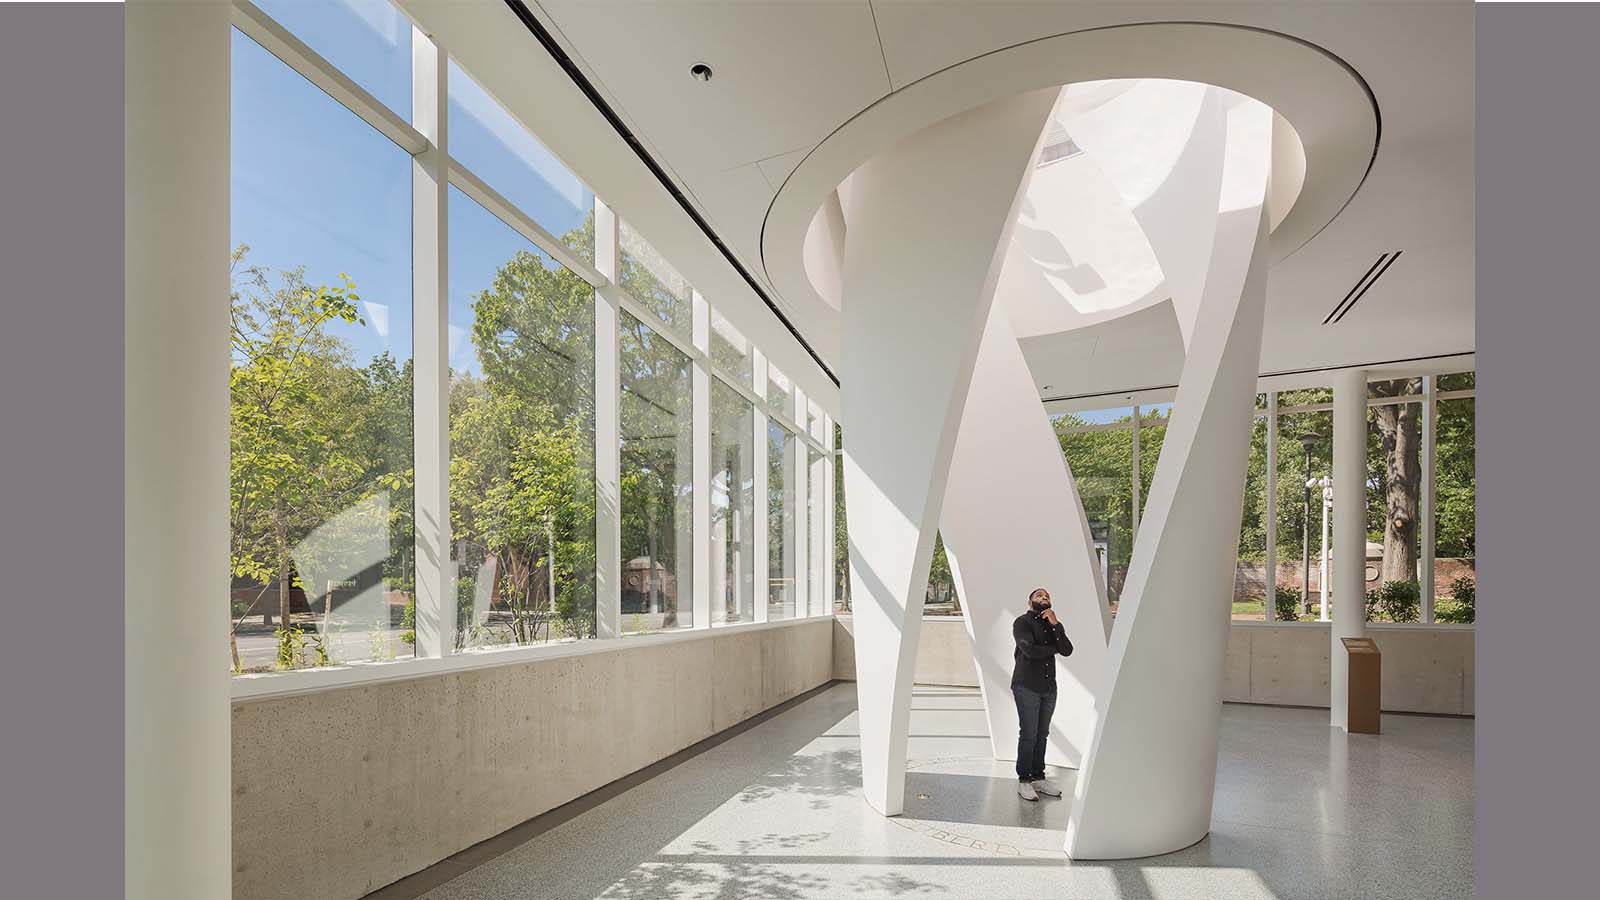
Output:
(447, 188), (597, 651)
(229, 30), (414, 673)
(768, 421), (796, 619)
(834, 424), (850, 612)
(709, 309), (753, 387)
(710, 379), (756, 625)
(808, 447), (826, 617)
(767, 365), (793, 421)
(619, 220), (693, 335)
(447, 60), (596, 264)
(255, 0), (413, 119)
(619, 312), (694, 633)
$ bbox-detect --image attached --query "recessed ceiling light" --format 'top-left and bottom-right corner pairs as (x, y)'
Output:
(689, 62), (713, 83)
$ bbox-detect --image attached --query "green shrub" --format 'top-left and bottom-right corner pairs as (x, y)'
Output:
(1437, 576), (1476, 623)
(275, 627), (306, 670)
(401, 596), (417, 646)
(1369, 580), (1421, 623)
(1274, 586), (1301, 622)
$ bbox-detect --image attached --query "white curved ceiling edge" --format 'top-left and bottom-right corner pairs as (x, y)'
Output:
(762, 22), (1378, 366)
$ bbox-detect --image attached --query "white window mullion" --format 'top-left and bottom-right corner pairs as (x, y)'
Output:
(692, 291), (712, 630)
(825, 416), (837, 615)
(793, 387), (810, 617)
(1421, 375), (1437, 622)
(1264, 393), (1278, 623)
(446, 159), (604, 289)
(232, 0), (426, 155)
(594, 199), (622, 639)
(753, 350), (771, 624)
(410, 27), (451, 658)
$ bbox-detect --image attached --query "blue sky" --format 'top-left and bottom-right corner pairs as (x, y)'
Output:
(1060, 402), (1174, 425)
(233, 0), (595, 376)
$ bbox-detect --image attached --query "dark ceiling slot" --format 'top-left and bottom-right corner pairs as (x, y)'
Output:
(1324, 253), (1386, 324)
(1325, 251), (1402, 325)
(501, 0), (840, 387)
(1324, 249), (1401, 323)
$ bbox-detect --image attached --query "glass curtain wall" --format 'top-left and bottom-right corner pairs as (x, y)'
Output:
(1275, 389), (1334, 619)
(808, 447), (826, 617)
(618, 312), (694, 633)
(768, 421), (797, 619)
(834, 424), (850, 612)
(231, 0), (844, 680)
(710, 378), (756, 625)
(1366, 380), (1424, 622)
(229, 26), (415, 673)
(1233, 396), (1272, 619)
(447, 188), (597, 651)
(1052, 409), (1136, 612)
(1435, 373), (1476, 622)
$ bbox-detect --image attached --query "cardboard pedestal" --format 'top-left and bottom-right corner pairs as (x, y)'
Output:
(1341, 637), (1381, 734)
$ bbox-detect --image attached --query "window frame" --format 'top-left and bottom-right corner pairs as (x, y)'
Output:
(230, 0), (840, 697)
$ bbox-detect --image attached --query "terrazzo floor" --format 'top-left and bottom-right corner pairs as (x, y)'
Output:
(371, 683), (1474, 900)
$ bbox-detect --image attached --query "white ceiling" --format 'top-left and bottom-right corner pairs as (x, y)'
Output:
(532, 0), (1474, 402)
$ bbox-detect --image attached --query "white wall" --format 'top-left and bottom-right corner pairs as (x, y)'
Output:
(126, 4), (233, 899)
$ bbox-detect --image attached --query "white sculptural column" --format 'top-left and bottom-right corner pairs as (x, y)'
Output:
(940, 301), (1111, 769)
(1065, 91), (1275, 859)
(843, 88), (1058, 816)
(1331, 369), (1370, 728)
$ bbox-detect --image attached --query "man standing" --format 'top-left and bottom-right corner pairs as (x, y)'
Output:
(1013, 587), (1073, 800)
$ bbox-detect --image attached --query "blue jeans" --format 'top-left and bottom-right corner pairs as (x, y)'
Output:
(1013, 685), (1057, 782)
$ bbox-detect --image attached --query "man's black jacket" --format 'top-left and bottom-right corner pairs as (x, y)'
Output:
(1011, 610), (1073, 692)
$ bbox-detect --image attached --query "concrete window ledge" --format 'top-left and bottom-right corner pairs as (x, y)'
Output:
(231, 616), (836, 900)
(232, 614), (838, 703)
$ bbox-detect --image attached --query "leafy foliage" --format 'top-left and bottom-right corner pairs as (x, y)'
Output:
(1274, 586), (1302, 622)
(229, 245), (413, 645)
(1437, 576), (1476, 624)
(1365, 580), (1421, 623)
(450, 233), (598, 642)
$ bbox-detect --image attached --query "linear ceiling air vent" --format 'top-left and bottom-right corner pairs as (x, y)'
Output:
(1324, 251), (1402, 325)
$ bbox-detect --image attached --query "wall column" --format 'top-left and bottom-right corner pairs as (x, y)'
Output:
(593, 199), (622, 639)
(1331, 368), (1369, 728)
(125, 2), (233, 897)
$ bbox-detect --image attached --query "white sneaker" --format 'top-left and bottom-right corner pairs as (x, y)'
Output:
(1017, 781), (1039, 801)
(1033, 778), (1063, 797)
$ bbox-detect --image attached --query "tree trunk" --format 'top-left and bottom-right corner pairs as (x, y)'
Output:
(274, 503), (291, 630)
(1370, 380), (1421, 584)
(507, 546), (532, 643)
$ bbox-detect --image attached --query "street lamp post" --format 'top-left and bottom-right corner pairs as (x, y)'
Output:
(1310, 475), (1334, 622)
(1299, 433), (1321, 615)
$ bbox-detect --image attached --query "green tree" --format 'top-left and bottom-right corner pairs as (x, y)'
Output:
(450, 236), (598, 641)
(229, 246), (370, 640)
